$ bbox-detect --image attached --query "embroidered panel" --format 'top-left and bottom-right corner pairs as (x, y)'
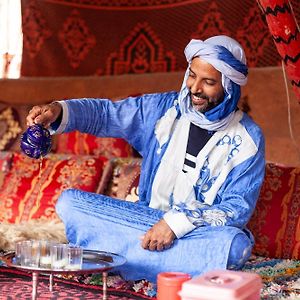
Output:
(22, 1), (53, 59)
(21, 0), (300, 76)
(45, 0), (205, 9)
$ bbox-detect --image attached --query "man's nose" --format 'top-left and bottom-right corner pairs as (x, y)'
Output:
(190, 80), (203, 94)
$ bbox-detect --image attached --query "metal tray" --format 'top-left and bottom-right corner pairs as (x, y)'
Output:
(0, 249), (126, 274)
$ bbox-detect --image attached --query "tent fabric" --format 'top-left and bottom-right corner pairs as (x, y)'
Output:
(20, 0), (299, 77)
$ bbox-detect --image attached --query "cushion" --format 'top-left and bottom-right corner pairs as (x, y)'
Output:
(248, 162), (300, 259)
(0, 153), (107, 224)
(0, 103), (26, 151)
(101, 158), (141, 202)
(0, 151), (13, 189)
(53, 131), (133, 159)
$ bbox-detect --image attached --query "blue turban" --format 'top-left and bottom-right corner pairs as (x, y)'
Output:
(178, 35), (248, 131)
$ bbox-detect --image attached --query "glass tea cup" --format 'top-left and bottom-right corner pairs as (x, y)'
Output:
(14, 241), (24, 265)
(39, 240), (53, 268)
(51, 243), (68, 270)
(65, 245), (83, 270)
(20, 240), (41, 267)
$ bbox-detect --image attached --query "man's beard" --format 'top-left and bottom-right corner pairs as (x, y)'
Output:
(190, 92), (223, 113)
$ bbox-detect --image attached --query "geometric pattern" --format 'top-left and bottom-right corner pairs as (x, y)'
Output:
(22, 0), (52, 58)
(236, 5), (272, 67)
(1, 259), (300, 299)
(0, 266), (152, 299)
(41, 0), (212, 8)
(191, 2), (230, 40)
(21, 0), (300, 76)
(106, 22), (176, 75)
(58, 9), (96, 69)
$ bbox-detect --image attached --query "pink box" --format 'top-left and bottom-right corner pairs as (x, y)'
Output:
(179, 270), (262, 300)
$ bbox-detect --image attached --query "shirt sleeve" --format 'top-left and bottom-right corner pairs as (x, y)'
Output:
(163, 144), (265, 239)
(48, 93), (177, 155)
(49, 101), (69, 134)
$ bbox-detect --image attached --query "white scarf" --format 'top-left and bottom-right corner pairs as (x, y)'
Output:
(150, 109), (258, 210)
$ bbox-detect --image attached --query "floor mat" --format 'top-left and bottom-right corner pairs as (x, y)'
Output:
(0, 255), (299, 299)
(242, 255), (300, 299)
(0, 267), (153, 300)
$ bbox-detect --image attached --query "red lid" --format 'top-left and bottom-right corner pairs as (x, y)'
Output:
(157, 272), (191, 287)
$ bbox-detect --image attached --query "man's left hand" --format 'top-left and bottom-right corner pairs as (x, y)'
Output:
(141, 219), (176, 251)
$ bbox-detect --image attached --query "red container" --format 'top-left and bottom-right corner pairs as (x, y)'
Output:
(179, 270), (262, 300)
(157, 272), (191, 300)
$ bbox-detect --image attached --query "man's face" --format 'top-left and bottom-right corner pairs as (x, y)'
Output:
(186, 57), (224, 113)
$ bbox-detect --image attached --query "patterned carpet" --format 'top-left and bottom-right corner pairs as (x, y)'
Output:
(242, 256), (300, 300)
(0, 267), (153, 300)
(0, 255), (299, 299)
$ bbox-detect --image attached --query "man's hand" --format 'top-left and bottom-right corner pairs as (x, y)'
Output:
(141, 219), (176, 251)
(26, 102), (62, 128)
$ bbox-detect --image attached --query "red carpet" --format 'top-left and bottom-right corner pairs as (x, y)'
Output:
(0, 266), (154, 300)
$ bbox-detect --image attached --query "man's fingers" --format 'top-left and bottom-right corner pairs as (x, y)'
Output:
(149, 241), (172, 251)
(163, 241), (173, 250)
(26, 105), (49, 126)
(141, 220), (176, 251)
(37, 109), (56, 127)
(26, 103), (62, 128)
(156, 243), (165, 251)
(141, 237), (174, 251)
(141, 233), (151, 249)
(148, 240), (159, 251)
(26, 106), (43, 126)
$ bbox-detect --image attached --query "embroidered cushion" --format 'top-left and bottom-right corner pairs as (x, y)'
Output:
(0, 103), (26, 151)
(248, 162), (300, 259)
(0, 153), (107, 224)
(0, 151), (13, 190)
(100, 158), (141, 202)
(53, 131), (133, 159)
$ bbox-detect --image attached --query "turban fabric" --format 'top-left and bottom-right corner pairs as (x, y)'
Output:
(178, 35), (248, 131)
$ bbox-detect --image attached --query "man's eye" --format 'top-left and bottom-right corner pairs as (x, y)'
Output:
(188, 73), (196, 78)
(206, 80), (215, 86)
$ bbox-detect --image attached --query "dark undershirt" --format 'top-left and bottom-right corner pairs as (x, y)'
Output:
(183, 123), (215, 172)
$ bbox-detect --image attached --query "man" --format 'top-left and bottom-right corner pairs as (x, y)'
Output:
(27, 35), (265, 282)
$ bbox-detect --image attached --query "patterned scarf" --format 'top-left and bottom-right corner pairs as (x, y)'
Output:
(178, 35), (248, 131)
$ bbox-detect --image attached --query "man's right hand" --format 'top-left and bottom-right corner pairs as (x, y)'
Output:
(26, 102), (62, 128)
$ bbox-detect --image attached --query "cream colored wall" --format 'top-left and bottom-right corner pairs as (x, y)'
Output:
(243, 67), (300, 166)
(0, 73), (183, 105)
(0, 66), (299, 165)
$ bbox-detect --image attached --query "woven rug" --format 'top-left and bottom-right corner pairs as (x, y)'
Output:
(0, 267), (153, 300)
(242, 255), (300, 300)
(0, 255), (299, 299)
